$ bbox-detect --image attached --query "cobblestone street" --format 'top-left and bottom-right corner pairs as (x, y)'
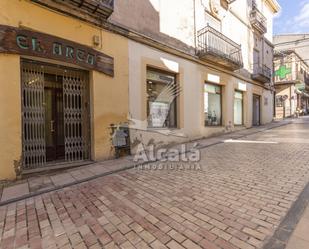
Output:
(1, 118), (309, 249)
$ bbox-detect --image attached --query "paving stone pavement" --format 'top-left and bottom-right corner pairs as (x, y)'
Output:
(0, 119), (291, 205)
(0, 117), (309, 249)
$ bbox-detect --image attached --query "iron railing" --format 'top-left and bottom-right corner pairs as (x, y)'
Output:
(250, 8), (267, 34)
(252, 64), (272, 82)
(197, 25), (243, 69)
(68, 0), (114, 10)
(32, 0), (114, 19)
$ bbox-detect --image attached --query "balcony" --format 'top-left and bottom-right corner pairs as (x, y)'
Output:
(250, 8), (267, 34)
(197, 25), (243, 71)
(31, 0), (114, 20)
(252, 64), (272, 83)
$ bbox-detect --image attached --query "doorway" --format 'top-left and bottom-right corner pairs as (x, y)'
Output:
(44, 75), (65, 162)
(21, 60), (90, 170)
(253, 94), (261, 126)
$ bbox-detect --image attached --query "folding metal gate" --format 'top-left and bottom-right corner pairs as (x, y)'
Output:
(63, 70), (90, 162)
(21, 60), (90, 170)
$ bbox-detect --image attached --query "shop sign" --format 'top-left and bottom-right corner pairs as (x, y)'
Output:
(275, 65), (291, 80)
(0, 25), (114, 76)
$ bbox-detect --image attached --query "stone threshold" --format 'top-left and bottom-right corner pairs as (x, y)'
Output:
(0, 119), (292, 206)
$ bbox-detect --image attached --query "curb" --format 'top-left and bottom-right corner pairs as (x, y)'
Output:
(262, 182), (309, 249)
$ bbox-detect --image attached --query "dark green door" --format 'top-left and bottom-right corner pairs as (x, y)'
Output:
(44, 77), (65, 162)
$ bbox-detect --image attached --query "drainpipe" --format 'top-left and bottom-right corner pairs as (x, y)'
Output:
(193, 0), (197, 54)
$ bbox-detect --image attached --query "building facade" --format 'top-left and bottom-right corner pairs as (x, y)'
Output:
(0, 0), (129, 179)
(273, 34), (309, 118)
(274, 50), (309, 118)
(0, 0), (280, 180)
(111, 0), (280, 152)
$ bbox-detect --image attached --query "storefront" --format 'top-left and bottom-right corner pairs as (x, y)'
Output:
(21, 60), (91, 170)
(204, 83), (222, 126)
(0, 0), (129, 179)
(146, 68), (178, 129)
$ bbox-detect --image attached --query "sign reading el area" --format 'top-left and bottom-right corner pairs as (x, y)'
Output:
(0, 25), (114, 76)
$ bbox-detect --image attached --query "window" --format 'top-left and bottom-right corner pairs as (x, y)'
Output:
(204, 83), (222, 126)
(146, 68), (177, 128)
(234, 91), (243, 125)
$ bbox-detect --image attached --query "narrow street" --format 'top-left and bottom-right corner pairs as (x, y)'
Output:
(1, 117), (309, 249)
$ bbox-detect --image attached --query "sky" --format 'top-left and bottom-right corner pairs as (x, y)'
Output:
(274, 0), (309, 34)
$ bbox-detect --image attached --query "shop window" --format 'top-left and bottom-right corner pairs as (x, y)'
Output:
(234, 91), (243, 125)
(204, 83), (222, 126)
(146, 68), (177, 128)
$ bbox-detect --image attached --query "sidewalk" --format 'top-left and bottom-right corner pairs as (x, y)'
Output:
(262, 180), (309, 249)
(0, 119), (292, 206)
(286, 204), (309, 249)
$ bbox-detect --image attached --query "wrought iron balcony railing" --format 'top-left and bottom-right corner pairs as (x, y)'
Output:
(250, 8), (267, 34)
(252, 64), (272, 83)
(32, 0), (114, 20)
(197, 25), (243, 70)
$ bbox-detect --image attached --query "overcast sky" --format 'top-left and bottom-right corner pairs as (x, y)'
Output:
(274, 0), (309, 34)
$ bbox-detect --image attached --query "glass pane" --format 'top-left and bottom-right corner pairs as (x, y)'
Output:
(234, 91), (243, 125)
(234, 91), (243, 99)
(147, 70), (175, 84)
(204, 84), (221, 126)
(205, 84), (221, 94)
(147, 70), (177, 128)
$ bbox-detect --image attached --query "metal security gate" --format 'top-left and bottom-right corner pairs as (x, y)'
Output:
(21, 60), (90, 170)
(63, 71), (90, 162)
(21, 62), (46, 169)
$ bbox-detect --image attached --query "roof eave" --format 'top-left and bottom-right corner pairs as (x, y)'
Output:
(265, 0), (281, 13)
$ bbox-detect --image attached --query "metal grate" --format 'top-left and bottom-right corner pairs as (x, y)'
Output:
(21, 63), (46, 169)
(21, 60), (90, 170)
(63, 70), (90, 162)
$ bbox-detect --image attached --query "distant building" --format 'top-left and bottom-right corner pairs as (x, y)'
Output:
(273, 35), (309, 118)
(274, 34), (309, 61)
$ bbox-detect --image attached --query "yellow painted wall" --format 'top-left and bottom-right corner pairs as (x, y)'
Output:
(0, 0), (129, 179)
(0, 55), (22, 180)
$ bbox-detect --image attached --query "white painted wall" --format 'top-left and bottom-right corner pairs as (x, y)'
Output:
(128, 40), (275, 150)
